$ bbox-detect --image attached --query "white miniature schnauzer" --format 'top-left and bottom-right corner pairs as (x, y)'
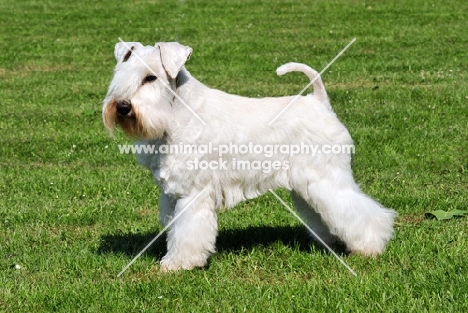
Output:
(103, 41), (396, 271)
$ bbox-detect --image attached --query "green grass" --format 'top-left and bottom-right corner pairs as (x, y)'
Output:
(1, 0), (467, 311)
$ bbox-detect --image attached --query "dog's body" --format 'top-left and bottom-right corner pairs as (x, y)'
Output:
(103, 41), (396, 271)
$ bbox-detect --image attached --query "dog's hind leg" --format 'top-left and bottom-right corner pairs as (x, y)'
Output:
(296, 170), (397, 256)
(312, 180), (395, 256)
(290, 191), (341, 247)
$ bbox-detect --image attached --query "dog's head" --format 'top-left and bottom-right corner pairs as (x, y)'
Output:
(102, 41), (192, 139)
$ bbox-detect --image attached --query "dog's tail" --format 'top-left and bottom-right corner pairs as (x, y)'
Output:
(276, 62), (331, 110)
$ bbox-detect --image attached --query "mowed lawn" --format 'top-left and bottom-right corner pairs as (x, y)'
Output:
(1, 0), (467, 312)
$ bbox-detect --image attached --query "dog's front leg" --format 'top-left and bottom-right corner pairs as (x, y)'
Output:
(160, 190), (218, 271)
(158, 193), (177, 227)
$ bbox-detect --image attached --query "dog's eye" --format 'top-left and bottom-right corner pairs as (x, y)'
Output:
(143, 75), (157, 84)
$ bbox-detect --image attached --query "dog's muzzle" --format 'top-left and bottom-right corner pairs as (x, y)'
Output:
(116, 100), (132, 116)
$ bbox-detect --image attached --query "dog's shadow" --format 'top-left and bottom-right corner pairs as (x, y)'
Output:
(97, 225), (348, 260)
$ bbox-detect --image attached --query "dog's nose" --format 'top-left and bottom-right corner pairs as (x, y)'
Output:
(116, 100), (132, 116)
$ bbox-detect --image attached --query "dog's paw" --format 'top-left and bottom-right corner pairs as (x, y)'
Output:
(347, 238), (388, 257)
(159, 262), (181, 273)
(160, 257), (206, 272)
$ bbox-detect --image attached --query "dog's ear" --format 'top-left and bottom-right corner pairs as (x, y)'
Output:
(114, 42), (143, 63)
(157, 42), (192, 78)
